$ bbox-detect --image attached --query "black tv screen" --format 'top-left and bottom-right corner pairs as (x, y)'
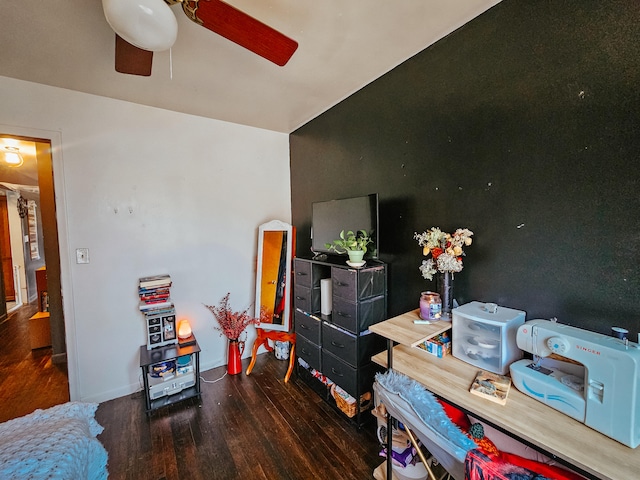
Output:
(311, 194), (379, 258)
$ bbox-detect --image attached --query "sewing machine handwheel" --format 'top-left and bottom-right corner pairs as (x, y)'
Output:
(546, 336), (570, 355)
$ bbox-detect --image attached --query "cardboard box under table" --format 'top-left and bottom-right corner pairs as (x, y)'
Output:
(416, 331), (451, 358)
(29, 311), (51, 349)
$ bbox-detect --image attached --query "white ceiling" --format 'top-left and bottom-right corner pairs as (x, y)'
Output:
(0, 0), (500, 134)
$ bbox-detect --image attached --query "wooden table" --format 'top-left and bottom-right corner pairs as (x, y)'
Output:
(370, 309), (639, 480)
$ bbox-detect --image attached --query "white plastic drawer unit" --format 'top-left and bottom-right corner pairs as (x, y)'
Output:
(452, 301), (526, 375)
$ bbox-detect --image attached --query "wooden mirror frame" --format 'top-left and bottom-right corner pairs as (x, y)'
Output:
(254, 220), (293, 332)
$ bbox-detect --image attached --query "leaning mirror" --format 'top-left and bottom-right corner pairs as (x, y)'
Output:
(255, 220), (293, 332)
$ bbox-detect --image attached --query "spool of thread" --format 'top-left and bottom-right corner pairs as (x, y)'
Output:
(320, 278), (332, 315)
(611, 327), (628, 340)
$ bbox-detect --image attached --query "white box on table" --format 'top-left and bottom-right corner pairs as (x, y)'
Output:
(452, 301), (525, 374)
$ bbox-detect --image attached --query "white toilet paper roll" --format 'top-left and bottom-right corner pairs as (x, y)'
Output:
(320, 278), (332, 315)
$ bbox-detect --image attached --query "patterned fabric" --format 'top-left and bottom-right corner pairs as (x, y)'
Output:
(0, 402), (108, 480)
(466, 423), (499, 456)
(465, 449), (551, 480)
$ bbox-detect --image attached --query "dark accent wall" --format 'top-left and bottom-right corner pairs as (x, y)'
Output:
(290, 0), (640, 336)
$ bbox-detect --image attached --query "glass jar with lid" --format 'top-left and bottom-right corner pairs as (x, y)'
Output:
(419, 291), (442, 321)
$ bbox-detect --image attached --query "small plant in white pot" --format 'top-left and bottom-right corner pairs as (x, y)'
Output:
(325, 230), (373, 265)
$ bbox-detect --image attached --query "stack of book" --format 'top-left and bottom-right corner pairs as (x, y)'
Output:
(139, 275), (173, 311)
(139, 274), (177, 349)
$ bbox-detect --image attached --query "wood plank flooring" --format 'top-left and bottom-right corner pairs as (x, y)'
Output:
(96, 354), (383, 480)
(1, 306), (383, 479)
(0, 303), (69, 423)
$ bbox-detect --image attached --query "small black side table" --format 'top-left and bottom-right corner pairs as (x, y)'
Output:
(139, 337), (201, 414)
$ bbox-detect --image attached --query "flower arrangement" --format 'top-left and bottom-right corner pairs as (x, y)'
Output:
(414, 227), (474, 280)
(204, 293), (265, 340)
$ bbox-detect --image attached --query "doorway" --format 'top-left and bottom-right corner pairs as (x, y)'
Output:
(0, 134), (69, 419)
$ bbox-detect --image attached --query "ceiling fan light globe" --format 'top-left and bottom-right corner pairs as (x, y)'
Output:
(102, 0), (178, 51)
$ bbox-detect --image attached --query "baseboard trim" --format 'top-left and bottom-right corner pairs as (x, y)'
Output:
(52, 352), (67, 364)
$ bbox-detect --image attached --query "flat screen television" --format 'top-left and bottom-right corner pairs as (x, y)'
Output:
(311, 193), (379, 258)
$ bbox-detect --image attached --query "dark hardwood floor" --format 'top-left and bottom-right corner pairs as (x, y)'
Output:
(1, 307), (383, 479)
(96, 354), (383, 480)
(0, 303), (69, 423)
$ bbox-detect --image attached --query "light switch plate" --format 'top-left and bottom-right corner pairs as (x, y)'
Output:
(76, 248), (89, 264)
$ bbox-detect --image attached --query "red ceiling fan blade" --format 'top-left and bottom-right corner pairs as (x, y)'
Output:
(115, 34), (154, 76)
(181, 0), (298, 66)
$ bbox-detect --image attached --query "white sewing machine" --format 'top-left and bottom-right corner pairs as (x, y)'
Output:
(510, 319), (640, 448)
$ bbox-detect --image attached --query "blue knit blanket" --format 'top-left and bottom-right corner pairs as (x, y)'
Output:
(375, 370), (476, 456)
(0, 402), (108, 480)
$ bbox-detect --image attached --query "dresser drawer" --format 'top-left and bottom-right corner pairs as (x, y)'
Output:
(294, 259), (330, 289)
(332, 295), (386, 334)
(322, 350), (380, 399)
(294, 259), (313, 288)
(295, 309), (321, 345)
(322, 322), (357, 367)
(331, 268), (357, 301)
(322, 322), (384, 367)
(294, 284), (320, 314)
(297, 335), (321, 372)
(331, 266), (386, 302)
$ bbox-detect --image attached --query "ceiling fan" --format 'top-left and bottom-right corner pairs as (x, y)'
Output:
(102, 0), (299, 76)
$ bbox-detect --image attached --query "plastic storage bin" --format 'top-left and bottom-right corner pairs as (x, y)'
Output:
(452, 301), (525, 374)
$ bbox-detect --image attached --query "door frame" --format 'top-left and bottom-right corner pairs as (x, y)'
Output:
(0, 124), (78, 401)
(0, 195), (16, 302)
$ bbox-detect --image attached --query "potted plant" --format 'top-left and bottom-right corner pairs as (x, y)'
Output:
(325, 229), (373, 265)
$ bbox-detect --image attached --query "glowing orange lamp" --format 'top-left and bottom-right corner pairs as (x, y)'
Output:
(178, 320), (192, 339)
(178, 319), (196, 346)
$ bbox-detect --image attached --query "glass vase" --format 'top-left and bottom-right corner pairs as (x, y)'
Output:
(437, 271), (454, 321)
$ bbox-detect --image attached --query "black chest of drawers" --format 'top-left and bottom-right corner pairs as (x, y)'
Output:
(294, 256), (386, 424)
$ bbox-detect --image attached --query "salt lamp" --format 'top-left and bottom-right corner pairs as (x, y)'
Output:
(178, 320), (192, 340)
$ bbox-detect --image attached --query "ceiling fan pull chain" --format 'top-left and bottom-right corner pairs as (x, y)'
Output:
(170, 48), (173, 80)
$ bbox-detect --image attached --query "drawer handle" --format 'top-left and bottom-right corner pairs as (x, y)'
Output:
(295, 295), (306, 301)
(300, 324), (310, 330)
(336, 311), (351, 318)
(331, 341), (345, 348)
(301, 348), (310, 355)
(330, 368), (344, 377)
(335, 281), (348, 287)
(296, 272), (308, 276)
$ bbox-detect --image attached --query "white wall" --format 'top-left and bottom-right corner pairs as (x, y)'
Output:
(0, 76), (291, 403)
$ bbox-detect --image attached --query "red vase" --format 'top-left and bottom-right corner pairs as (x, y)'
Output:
(227, 338), (243, 375)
